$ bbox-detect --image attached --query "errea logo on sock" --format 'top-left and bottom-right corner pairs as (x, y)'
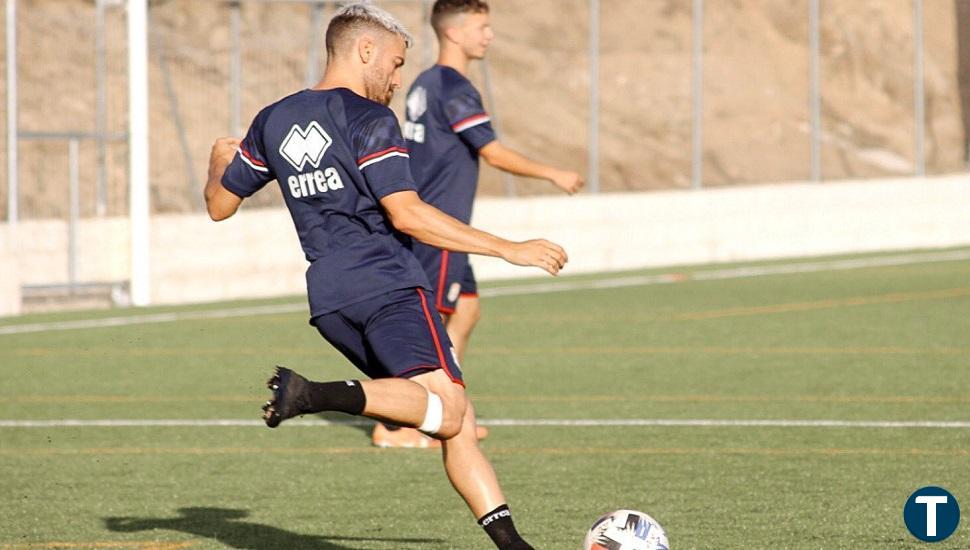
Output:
(480, 509), (511, 527)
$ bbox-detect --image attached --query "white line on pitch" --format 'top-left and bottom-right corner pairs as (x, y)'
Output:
(1, 249), (968, 336)
(480, 249), (970, 297)
(0, 418), (968, 429)
(0, 303), (307, 336)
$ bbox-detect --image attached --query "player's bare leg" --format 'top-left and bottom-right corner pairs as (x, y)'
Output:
(372, 295), (486, 447)
(442, 294), (481, 364)
(370, 366), (460, 449)
(263, 366), (464, 437)
(407, 370), (532, 549)
(442, 295), (489, 440)
(442, 398), (532, 548)
(441, 399), (501, 514)
(371, 420), (442, 448)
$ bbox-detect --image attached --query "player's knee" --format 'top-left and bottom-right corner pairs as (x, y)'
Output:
(466, 302), (481, 326)
(436, 390), (467, 439)
(459, 299), (481, 326)
(426, 386), (464, 439)
(412, 369), (467, 439)
(419, 403), (462, 440)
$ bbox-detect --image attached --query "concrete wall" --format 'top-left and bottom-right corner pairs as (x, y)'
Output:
(469, 175), (970, 280)
(0, 228), (22, 316)
(150, 210), (306, 304)
(1, 175), (968, 314)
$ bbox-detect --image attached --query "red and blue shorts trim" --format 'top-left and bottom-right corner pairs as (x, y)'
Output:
(410, 242), (478, 314)
(311, 288), (464, 386)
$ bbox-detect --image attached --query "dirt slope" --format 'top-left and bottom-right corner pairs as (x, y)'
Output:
(3, 0), (965, 216)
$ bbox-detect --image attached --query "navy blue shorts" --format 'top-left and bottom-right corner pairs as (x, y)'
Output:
(311, 288), (464, 386)
(412, 243), (478, 314)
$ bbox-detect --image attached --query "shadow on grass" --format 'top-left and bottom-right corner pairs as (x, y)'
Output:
(104, 507), (442, 549)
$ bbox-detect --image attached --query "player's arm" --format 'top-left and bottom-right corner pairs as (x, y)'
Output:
(206, 108), (276, 222)
(444, 85), (584, 194)
(204, 137), (245, 221)
(381, 190), (567, 276)
(479, 141), (585, 195)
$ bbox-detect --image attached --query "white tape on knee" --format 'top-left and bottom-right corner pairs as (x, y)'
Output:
(418, 391), (443, 435)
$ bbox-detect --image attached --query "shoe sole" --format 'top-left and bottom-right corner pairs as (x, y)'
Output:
(262, 366), (300, 428)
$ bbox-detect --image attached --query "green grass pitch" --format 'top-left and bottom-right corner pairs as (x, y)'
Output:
(1, 248), (968, 549)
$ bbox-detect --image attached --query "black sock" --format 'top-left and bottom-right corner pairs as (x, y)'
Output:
(478, 505), (533, 550)
(304, 380), (366, 416)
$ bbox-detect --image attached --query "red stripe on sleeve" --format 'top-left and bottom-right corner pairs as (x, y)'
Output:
(356, 146), (409, 165)
(239, 147), (266, 167)
(450, 113), (489, 131)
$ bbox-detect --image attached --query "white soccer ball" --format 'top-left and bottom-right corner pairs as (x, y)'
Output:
(584, 509), (669, 550)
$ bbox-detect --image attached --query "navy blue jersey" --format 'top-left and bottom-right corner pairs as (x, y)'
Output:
(403, 65), (497, 224)
(222, 88), (430, 318)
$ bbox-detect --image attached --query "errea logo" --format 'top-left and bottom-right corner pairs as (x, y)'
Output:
(403, 87), (427, 143)
(406, 86), (427, 120)
(278, 121), (344, 199)
(279, 121), (332, 171)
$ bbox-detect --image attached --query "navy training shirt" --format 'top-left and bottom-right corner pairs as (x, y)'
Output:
(403, 65), (497, 224)
(221, 88), (430, 318)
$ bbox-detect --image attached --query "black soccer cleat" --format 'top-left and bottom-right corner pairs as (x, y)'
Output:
(262, 366), (310, 428)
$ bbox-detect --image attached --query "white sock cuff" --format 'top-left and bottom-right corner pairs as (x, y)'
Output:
(418, 391), (443, 435)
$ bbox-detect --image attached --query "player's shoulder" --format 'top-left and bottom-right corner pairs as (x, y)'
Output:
(338, 90), (396, 125)
(437, 65), (479, 96)
(412, 65), (440, 86)
(342, 96), (402, 153)
(250, 89), (311, 130)
(415, 65), (479, 99)
(263, 88), (390, 124)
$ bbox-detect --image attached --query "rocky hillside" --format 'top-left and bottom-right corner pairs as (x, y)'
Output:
(3, 0), (966, 216)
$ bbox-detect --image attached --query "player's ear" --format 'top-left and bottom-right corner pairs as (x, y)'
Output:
(442, 25), (462, 46)
(358, 36), (375, 64)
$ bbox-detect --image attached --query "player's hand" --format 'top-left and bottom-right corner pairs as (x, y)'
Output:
(207, 137), (241, 182)
(502, 239), (568, 276)
(551, 170), (585, 195)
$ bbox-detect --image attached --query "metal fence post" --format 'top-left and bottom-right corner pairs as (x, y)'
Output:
(691, 0), (704, 190)
(68, 139), (80, 288)
(128, 0), (151, 306)
(588, 0), (600, 193)
(421, 0), (432, 68)
(809, 0), (821, 182)
(95, 0), (108, 215)
(479, 60), (515, 196)
(913, 0), (925, 176)
(6, 0), (17, 225)
(305, 1), (324, 88)
(229, 1), (242, 136)
(156, 33), (200, 204)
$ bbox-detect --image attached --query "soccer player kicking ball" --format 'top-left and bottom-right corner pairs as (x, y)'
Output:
(372, 0), (585, 448)
(204, 4), (563, 549)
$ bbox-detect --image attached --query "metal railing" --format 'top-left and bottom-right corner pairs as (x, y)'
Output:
(0, 0), (952, 306)
(4, 0), (944, 223)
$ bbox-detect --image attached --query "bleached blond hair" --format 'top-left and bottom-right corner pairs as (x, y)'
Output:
(326, 1), (414, 57)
